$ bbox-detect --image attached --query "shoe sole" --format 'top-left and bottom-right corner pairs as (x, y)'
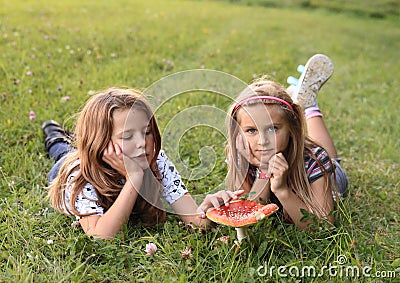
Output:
(296, 54), (334, 108)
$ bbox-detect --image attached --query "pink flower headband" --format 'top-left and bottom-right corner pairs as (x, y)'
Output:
(233, 95), (294, 113)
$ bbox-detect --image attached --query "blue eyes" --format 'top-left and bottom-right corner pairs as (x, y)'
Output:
(246, 126), (276, 134)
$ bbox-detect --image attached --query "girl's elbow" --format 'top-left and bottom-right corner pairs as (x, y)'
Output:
(85, 229), (117, 240)
(327, 214), (334, 225)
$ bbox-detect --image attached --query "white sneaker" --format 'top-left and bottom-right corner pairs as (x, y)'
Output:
(289, 54), (334, 108)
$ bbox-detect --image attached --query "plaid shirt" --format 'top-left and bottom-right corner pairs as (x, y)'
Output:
(304, 146), (333, 183)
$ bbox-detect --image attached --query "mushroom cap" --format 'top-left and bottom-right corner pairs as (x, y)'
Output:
(206, 200), (279, 227)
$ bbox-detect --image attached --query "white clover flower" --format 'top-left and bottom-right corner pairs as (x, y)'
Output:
(145, 243), (157, 256)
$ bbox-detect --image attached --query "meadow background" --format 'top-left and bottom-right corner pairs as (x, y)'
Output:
(1, 0), (399, 282)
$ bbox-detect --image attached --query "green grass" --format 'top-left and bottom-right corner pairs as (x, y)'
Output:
(1, 0), (399, 282)
(213, 0), (400, 19)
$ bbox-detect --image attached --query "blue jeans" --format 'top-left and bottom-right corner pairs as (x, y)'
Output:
(48, 142), (75, 184)
(332, 158), (349, 198)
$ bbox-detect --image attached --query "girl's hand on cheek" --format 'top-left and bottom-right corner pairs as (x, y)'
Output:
(102, 141), (127, 176)
(236, 134), (259, 166)
(236, 134), (248, 160)
(122, 154), (144, 178)
(122, 150), (145, 191)
(268, 153), (289, 194)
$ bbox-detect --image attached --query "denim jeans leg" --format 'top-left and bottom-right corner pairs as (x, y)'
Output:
(331, 158), (349, 198)
(48, 142), (76, 184)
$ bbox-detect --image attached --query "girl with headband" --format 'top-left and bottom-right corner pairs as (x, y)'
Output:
(225, 55), (348, 229)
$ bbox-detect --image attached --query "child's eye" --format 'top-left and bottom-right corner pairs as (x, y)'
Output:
(122, 135), (133, 140)
(246, 128), (257, 134)
(144, 130), (152, 136)
(267, 126), (277, 132)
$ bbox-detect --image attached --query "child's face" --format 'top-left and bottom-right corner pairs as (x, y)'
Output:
(237, 103), (290, 168)
(111, 108), (155, 170)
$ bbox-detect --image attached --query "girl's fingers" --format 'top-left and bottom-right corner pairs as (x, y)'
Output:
(236, 135), (245, 155)
(197, 196), (216, 218)
(114, 143), (122, 156)
(220, 191), (233, 206)
(124, 157), (144, 175)
(237, 134), (249, 153)
(235, 134), (240, 148)
(272, 154), (288, 170)
(237, 134), (256, 165)
(108, 140), (114, 153)
(103, 142), (109, 155)
(268, 154), (289, 189)
(232, 189), (245, 197)
(102, 142), (131, 176)
(196, 206), (207, 218)
(236, 134), (243, 148)
(274, 152), (285, 163)
(103, 141), (115, 158)
(268, 153), (282, 166)
(217, 189), (246, 206)
(197, 189), (246, 219)
(102, 142), (112, 161)
(221, 190), (244, 206)
(103, 142), (121, 163)
(227, 189), (245, 201)
(243, 136), (250, 153)
(202, 189), (246, 210)
(209, 195), (221, 209)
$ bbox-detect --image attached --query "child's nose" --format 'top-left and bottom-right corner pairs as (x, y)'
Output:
(135, 134), (146, 148)
(258, 133), (270, 145)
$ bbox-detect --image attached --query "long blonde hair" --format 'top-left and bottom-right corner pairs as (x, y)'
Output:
(226, 79), (333, 218)
(48, 88), (165, 224)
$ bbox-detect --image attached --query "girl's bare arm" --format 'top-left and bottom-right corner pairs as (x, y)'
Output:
(79, 174), (142, 239)
(273, 176), (334, 229)
(80, 142), (144, 239)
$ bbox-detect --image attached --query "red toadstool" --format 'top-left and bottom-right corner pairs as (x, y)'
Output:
(206, 199), (279, 243)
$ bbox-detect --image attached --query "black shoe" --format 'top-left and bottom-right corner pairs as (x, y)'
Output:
(42, 120), (72, 154)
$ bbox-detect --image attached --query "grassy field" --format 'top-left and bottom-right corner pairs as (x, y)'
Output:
(1, 0), (399, 282)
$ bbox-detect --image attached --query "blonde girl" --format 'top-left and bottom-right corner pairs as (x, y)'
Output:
(44, 88), (240, 239)
(225, 73), (346, 229)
